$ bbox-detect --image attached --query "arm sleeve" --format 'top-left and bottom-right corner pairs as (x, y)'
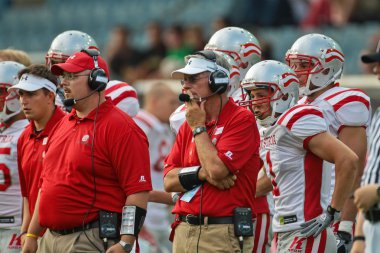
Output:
(17, 135), (27, 197)
(333, 90), (371, 128)
(216, 111), (259, 173)
(110, 125), (152, 196)
(163, 124), (186, 177)
(278, 106), (327, 149)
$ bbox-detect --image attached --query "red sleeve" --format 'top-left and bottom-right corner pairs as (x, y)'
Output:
(217, 113), (259, 173)
(17, 133), (28, 197)
(110, 124), (152, 196)
(163, 124), (185, 177)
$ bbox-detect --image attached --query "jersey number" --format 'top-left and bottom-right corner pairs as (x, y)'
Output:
(0, 164), (11, 191)
(266, 151), (280, 197)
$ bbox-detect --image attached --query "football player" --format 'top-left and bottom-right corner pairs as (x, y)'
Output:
(286, 34), (371, 253)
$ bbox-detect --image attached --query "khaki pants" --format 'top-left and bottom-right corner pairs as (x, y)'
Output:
(37, 228), (116, 253)
(172, 222), (254, 253)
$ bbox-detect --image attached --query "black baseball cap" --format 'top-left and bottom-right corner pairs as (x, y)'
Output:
(361, 40), (380, 63)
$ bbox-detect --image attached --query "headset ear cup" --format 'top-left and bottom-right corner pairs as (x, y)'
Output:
(209, 70), (229, 94)
(88, 68), (108, 91)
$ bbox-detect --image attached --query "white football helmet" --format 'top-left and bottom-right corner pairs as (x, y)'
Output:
(45, 30), (98, 68)
(0, 61), (25, 123)
(213, 51), (241, 97)
(285, 33), (344, 96)
(240, 60), (299, 127)
(205, 27), (261, 80)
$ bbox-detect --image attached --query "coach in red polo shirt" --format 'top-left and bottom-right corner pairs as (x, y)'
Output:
(164, 50), (262, 253)
(9, 65), (64, 246)
(23, 51), (152, 253)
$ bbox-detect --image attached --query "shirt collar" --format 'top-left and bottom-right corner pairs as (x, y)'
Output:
(205, 97), (234, 127)
(29, 106), (65, 139)
(68, 97), (114, 121)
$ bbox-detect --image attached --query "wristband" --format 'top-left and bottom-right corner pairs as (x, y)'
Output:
(178, 166), (203, 191)
(20, 231), (27, 236)
(26, 233), (39, 239)
(353, 236), (365, 242)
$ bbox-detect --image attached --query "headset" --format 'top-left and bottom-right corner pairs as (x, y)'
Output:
(81, 49), (108, 91)
(194, 50), (229, 94)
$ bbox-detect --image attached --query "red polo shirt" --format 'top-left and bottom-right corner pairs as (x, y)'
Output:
(18, 107), (65, 215)
(164, 98), (262, 217)
(39, 98), (152, 229)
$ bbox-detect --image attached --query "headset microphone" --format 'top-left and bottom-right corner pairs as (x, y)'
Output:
(63, 89), (100, 107)
(178, 93), (191, 102)
(178, 86), (224, 103)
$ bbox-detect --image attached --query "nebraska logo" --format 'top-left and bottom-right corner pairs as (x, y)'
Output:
(288, 237), (305, 252)
(7, 233), (22, 249)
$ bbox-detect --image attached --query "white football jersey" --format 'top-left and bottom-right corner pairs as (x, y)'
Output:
(298, 86), (371, 136)
(105, 80), (140, 117)
(134, 110), (175, 231)
(0, 119), (28, 228)
(259, 105), (331, 233)
(298, 86), (371, 201)
(169, 104), (186, 135)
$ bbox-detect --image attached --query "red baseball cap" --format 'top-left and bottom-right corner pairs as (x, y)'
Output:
(51, 51), (110, 78)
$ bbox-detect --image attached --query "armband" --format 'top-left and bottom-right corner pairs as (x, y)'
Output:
(178, 166), (203, 191)
(120, 205), (147, 236)
(353, 236), (365, 242)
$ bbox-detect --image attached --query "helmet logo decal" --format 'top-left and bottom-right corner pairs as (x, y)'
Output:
(281, 72), (299, 87)
(242, 43), (261, 57)
(325, 49), (344, 63)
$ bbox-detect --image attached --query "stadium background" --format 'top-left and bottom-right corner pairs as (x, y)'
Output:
(0, 0), (379, 108)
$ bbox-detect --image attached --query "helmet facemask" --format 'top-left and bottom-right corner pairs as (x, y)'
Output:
(286, 34), (344, 96)
(240, 82), (282, 127)
(0, 85), (22, 123)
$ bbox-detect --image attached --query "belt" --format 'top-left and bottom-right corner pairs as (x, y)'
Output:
(50, 220), (99, 235)
(365, 209), (380, 223)
(178, 214), (233, 225)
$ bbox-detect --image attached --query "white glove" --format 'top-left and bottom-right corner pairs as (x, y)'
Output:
(300, 205), (340, 237)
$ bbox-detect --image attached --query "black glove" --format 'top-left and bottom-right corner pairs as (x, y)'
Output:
(300, 205), (340, 237)
(335, 231), (352, 253)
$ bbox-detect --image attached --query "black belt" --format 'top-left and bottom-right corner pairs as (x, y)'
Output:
(365, 209), (380, 223)
(178, 214), (233, 225)
(50, 220), (99, 235)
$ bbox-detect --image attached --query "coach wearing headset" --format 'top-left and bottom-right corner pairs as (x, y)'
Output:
(22, 51), (152, 253)
(164, 50), (261, 253)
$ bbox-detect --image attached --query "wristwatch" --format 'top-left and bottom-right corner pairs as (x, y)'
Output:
(119, 240), (133, 252)
(193, 126), (207, 138)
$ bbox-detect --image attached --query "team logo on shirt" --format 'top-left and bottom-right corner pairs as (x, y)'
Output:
(81, 134), (90, 143)
(139, 175), (147, 183)
(224, 151), (233, 160)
